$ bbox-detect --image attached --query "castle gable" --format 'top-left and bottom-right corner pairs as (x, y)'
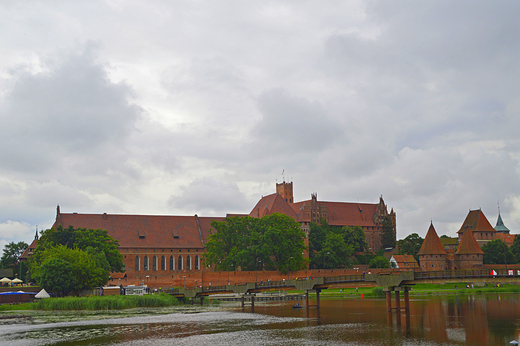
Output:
(457, 209), (495, 235)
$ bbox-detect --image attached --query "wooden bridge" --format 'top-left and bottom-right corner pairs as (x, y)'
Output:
(169, 268), (520, 310)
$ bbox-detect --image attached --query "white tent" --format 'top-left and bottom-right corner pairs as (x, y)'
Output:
(0, 277), (12, 283)
(35, 289), (50, 299)
(11, 278), (23, 284)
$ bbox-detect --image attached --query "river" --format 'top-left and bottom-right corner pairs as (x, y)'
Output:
(0, 293), (519, 345)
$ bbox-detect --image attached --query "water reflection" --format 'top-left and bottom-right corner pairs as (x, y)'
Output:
(1, 294), (520, 345)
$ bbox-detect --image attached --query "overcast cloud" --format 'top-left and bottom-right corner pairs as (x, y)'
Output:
(1, 1), (520, 255)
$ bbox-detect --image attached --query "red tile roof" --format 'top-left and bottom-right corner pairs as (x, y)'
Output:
(391, 254), (419, 268)
(417, 223), (447, 255)
(249, 193), (298, 219)
(290, 200), (379, 227)
(456, 227), (484, 255)
(55, 212), (224, 249)
(494, 233), (515, 246)
(457, 209), (496, 234)
(19, 238), (38, 261)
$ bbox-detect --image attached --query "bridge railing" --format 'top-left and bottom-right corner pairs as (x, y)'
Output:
(324, 275), (365, 284)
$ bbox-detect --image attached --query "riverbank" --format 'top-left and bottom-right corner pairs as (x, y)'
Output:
(298, 282), (520, 298)
(0, 293), (219, 312)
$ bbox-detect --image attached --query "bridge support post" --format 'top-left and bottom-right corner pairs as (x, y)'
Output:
(316, 289), (321, 308)
(394, 290), (400, 311)
(386, 291), (392, 312)
(305, 291), (309, 309)
(200, 297), (204, 306)
(251, 295), (255, 308)
(404, 288), (410, 312)
(241, 295), (245, 308)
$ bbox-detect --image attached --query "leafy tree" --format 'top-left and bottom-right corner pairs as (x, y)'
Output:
(203, 214), (307, 273)
(31, 245), (110, 295)
(309, 220), (367, 269)
(369, 256), (390, 268)
(38, 258), (76, 297)
(343, 226), (368, 254)
(482, 239), (516, 265)
(317, 232), (353, 269)
(380, 216), (396, 249)
(397, 233), (424, 261)
(0, 241), (28, 278)
(33, 225), (123, 273)
(510, 235), (520, 263)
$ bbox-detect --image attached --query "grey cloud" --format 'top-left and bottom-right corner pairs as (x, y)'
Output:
(168, 178), (251, 216)
(0, 44), (141, 174)
(250, 89), (342, 153)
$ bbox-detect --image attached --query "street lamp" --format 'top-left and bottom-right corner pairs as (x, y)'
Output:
(146, 275), (149, 288)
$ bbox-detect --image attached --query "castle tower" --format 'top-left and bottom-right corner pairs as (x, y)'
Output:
(455, 226), (484, 269)
(417, 222), (448, 271)
(276, 181), (294, 204)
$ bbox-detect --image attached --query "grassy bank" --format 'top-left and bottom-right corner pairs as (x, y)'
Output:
(284, 283), (520, 299)
(0, 293), (215, 311)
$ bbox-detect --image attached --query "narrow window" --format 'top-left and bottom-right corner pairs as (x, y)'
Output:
(161, 255), (166, 270)
(195, 255), (200, 270)
(144, 255), (149, 271)
(170, 256), (174, 271)
(135, 255), (140, 271)
(178, 255), (183, 270)
(152, 255), (157, 271)
(187, 255), (191, 270)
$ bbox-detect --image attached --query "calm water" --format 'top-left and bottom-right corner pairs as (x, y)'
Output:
(1, 294), (519, 345)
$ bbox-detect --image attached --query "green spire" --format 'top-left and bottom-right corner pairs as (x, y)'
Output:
(495, 213), (510, 233)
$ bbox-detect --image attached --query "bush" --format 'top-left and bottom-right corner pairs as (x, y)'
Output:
(371, 287), (384, 297)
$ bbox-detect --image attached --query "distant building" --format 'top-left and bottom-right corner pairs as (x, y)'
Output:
(390, 255), (419, 269)
(44, 182), (395, 282)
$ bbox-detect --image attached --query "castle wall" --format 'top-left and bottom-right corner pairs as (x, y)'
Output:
(419, 254), (448, 271)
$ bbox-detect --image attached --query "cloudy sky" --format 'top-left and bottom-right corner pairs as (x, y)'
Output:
(1, 1), (520, 255)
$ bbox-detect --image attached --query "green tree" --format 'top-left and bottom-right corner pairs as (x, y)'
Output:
(308, 219), (329, 269)
(369, 255), (390, 268)
(0, 241), (28, 278)
(38, 258), (76, 297)
(510, 235), (520, 263)
(397, 233), (424, 261)
(203, 214), (307, 273)
(482, 239), (516, 265)
(317, 232), (353, 269)
(342, 226), (368, 253)
(380, 216), (396, 249)
(31, 245), (110, 295)
(33, 225), (123, 273)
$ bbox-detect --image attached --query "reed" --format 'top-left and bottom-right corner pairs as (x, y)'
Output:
(32, 293), (183, 310)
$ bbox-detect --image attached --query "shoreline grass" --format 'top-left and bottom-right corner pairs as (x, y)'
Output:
(0, 293), (218, 311)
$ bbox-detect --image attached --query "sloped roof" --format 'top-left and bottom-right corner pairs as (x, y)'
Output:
(495, 213), (511, 233)
(391, 254), (419, 268)
(440, 237), (458, 246)
(290, 200), (379, 227)
(417, 223), (447, 256)
(249, 193), (298, 220)
(456, 227), (484, 255)
(19, 238), (38, 261)
(55, 212), (224, 249)
(457, 209), (495, 234)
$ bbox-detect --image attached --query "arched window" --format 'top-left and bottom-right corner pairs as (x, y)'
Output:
(195, 255), (199, 270)
(144, 255), (149, 271)
(178, 256), (183, 270)
(152, 256), (157, 271)
(186, 255), (191, 270)
(161, 256), (166, 271)
(170, 256), (174, 271)
(135, 256), (140, 271)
